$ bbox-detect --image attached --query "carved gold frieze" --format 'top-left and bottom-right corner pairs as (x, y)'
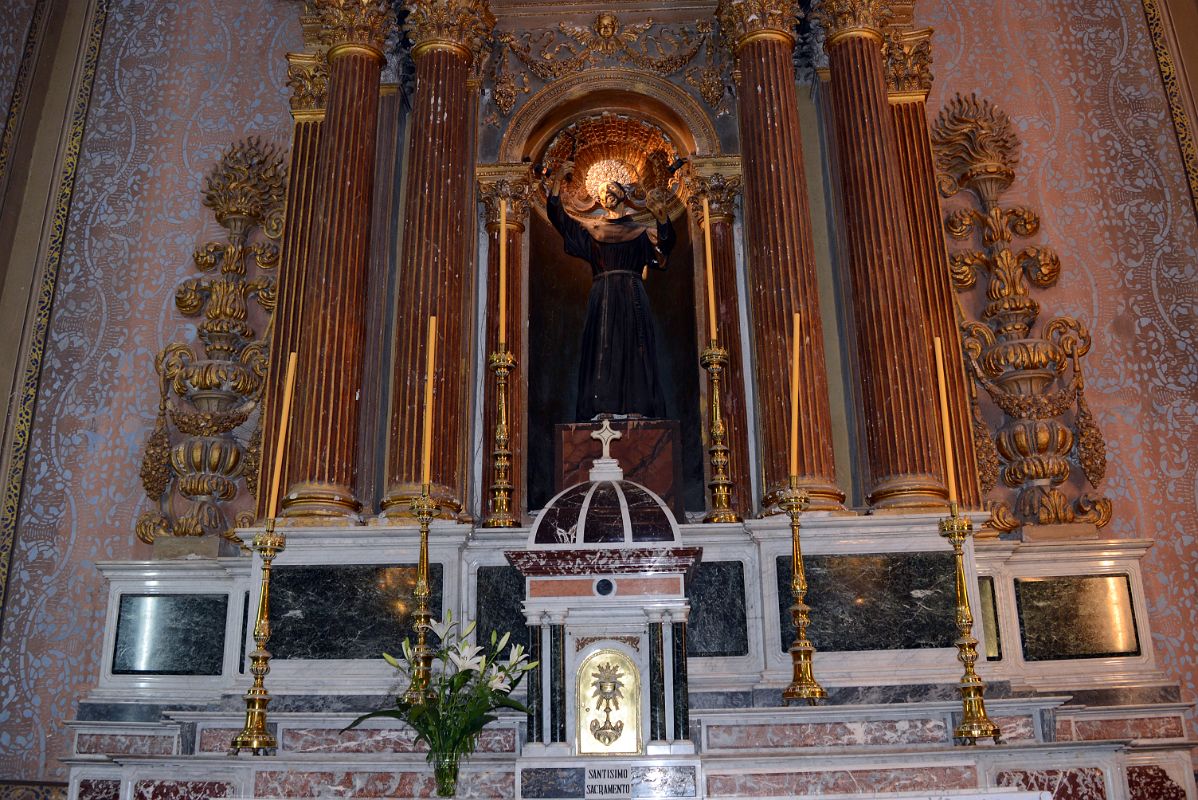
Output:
(813, 0), (893, 42)
(313, 0), (396, 51)
(715, 0), (801, 49)
(286, 51), (329, 114)
(404, 0), (495, 61)
(934, 94), (1111, 533)
(487, 13), (730, 124)
(136, 139), (287, 544)
(883, 27), (932, 97)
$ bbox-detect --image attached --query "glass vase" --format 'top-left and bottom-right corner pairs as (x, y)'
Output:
(433, 751), (460, 798)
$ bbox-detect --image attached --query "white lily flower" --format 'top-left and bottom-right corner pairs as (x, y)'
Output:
(428, 614), (457, 641)
(448, 643), (486, 673)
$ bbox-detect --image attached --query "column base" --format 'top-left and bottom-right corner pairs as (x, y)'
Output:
(761, 477), (846, 516)
(867, 473), (950, 511)
(379, 481), (464, 521)
(280, 481), (361, 520)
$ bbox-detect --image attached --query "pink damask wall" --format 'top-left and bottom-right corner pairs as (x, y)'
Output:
(922, 0), (1198, 727)
(0, 0), (298, 780)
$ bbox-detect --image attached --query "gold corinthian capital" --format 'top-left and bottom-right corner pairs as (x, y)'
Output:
(884, 28), (933, 99)
(313, 0), (396, 55)
(715, 0), (801, 51)
(813, 0), (893, 45)
(403, 0), (496, 61)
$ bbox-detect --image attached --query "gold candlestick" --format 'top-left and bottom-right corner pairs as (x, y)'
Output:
(700, 342), (740, 523)
(483, 349), (517, 528)
(780, 476), (825, 704)
(941, 506), (1000, 744)
(231, 351), (297, 755)
(230, 520), (286, 754)
(405, 484), (439, 705)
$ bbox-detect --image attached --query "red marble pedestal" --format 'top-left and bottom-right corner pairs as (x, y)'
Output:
(554, 419), (686, 520)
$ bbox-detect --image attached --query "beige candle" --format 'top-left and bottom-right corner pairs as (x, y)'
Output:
(789, 312), (800, 479)
(421, 316), (437, 487)
(498, 200), (507, 349)
(266, 352), (299, 520)
(702, 196), (718, 342)
(933, 336), (959, 505)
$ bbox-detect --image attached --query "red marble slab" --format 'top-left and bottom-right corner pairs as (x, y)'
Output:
(197, 728), (245, 754)
(555, 419), (685, 518)
(992, 714), (1038, 742)
(279, 727), (516, 754)
(75, 733), (174, 757)
(1071, 716), (1185, 741)
(705, 765), (976, 796)
(132, 781), (231, 800)
(996, 767), (1108, 800)
(706, 719), (947, 749)
(78, 780), (120, 800)
(1127, 764), (1187, 800)
(254, 769), (514, 798)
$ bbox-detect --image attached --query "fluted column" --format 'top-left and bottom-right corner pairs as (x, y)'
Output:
(818, 1), (947, 509)
(382, 0), (494, 517)
(885, 27), (981, 507)
(478, 173), (529, 525)
(256, 51), (327, 520)
(686, 168), (752, 517)
(715, 0), (844, 511)
(282, 1), (393, 518)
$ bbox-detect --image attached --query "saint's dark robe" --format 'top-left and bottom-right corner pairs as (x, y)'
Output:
(548, 194), (676, 421)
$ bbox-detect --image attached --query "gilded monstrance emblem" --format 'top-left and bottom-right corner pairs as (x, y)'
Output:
(589, 662), (626, 745)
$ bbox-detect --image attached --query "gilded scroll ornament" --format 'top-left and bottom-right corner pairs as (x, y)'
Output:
(403, 0), (494, 60)
(479, 176), (531, 228)
(314, 0), (396, 50)
(812, 0), (893, 39)
(136, 139), (287, 544)
(934, 95), (1112, 533)
(684, 172), (742, 220)
(883, 28), (932, 96)
(487, 14), (730, 123)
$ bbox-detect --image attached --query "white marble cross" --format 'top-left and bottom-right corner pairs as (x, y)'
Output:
(590, 419), (622, 459)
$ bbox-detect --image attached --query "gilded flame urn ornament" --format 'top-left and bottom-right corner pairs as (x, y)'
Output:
(933, 94), (1112, 534)
(136, 138), (286, 545)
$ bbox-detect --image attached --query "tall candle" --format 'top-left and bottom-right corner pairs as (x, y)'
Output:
(266, 351), (299, 520)
(498, 200), (507, 349)
(421, 316), (437, 488)
(702, 196), (718, 342)
(933, 336), (959, 505)
(789, 312), (800, 479)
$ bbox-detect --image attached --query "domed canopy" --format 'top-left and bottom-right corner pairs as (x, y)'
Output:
(530, 477), (680, 548)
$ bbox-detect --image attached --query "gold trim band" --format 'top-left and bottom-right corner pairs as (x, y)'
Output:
(826, 26), (885, 48)
(0, 0), (107, 623)
(412, 39), (472, 61)
(735, 29), (795, 51)
(328, 41), (384, 62)
(1141, 0), (1198, 219)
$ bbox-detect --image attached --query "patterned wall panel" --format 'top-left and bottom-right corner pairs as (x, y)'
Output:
(0, 0), (299, 780)
(923, 0), (1198, 732)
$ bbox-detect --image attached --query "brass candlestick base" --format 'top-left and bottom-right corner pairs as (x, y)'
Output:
(405, 487), (438, 705)
(700, 342), (741, 524)
(940, 505), (1000, 745)
(483, 349), (517, 528)
(230, 519), (286, 754)
(780, 478), (825, 704)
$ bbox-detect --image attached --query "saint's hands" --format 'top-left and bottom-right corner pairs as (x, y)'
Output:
(645, 189), (670, 223)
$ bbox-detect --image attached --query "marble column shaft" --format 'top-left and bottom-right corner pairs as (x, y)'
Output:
(284, 42), (384, 517)
(480, 182), (527, 523)
(690, 177), (751, 516)
(725, 24), (844, 510)
(256, 55), (324, 521)
(887, 31), (982, 508)
(824, 26), (947, 509)
(384, 45), (474, 516)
